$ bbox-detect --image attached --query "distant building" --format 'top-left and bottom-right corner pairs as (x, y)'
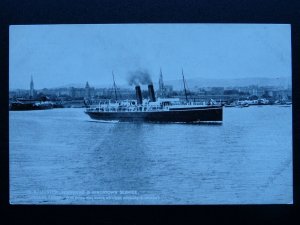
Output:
(164, 85), (173, 95)
(66, 82), (95, 99)
(223, 89), (239, 95)
(69, 87), (76, 98)
(198, 88), (206, 95)
(211, 87), (224, 95)
(57, 88), (70, 96)
(85, 81), (91, 99)
(272, 89), (292, 100)
(68, 87), (85, 99)
(251, 88), (258, 96)
(77, 88), (86, 98)
(204, 87), (224, 95)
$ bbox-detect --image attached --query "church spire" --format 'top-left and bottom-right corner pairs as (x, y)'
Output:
(158, 68), (165, 97)
(29, 75), (34, 98)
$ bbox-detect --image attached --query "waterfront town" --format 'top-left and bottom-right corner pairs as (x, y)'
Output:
(9, 74), (292, 109)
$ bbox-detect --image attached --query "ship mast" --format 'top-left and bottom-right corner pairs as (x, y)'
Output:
(182, 69), (188, 102)
(112, 71), (118, 101)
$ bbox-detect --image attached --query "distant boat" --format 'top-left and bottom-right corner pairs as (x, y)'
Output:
(274, 100), (292, 106)
(9, 100), (53, 111)
(224, 103), (236, 107)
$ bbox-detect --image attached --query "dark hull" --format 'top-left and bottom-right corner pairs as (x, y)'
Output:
(10, 103), (53, 111)
(86, 106), (223, 123)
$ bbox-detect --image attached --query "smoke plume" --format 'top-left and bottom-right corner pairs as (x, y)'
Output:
(128, 69), (152, 86)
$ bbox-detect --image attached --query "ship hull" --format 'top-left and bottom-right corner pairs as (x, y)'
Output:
(10, 103), (53, 111)
(85, 106), (223, 123)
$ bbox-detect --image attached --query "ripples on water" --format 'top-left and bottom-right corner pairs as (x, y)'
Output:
(9, 106), (293, 204)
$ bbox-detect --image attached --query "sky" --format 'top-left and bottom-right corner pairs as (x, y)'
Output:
(9, 24), (291, 90)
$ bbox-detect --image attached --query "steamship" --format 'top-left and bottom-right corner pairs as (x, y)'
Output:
(10, 99), (54, 111)
(85, 71), (223, 123)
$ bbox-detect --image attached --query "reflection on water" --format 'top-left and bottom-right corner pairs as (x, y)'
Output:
(9, 106), (293, 204)
(91, 123), (151, 191)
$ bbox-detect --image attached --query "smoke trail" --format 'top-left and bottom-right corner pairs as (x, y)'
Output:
(128, 69), (152, 86)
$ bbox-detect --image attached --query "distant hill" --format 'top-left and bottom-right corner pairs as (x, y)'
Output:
(17, 76), (290, 91)
(48, 83), (113, 89)
(164, 76), (291, 90)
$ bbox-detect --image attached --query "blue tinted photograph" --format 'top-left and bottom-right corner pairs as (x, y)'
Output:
(9, 24), (292, 204)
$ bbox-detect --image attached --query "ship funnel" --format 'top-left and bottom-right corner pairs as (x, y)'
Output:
(135, 85), (143, 105)
(148, 84), (156, 102)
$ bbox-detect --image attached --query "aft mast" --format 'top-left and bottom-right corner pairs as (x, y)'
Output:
(182, 69), (188, 102)
(112, 71), (118, 101)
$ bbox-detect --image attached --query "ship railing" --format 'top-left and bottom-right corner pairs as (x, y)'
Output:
(88, 103), (169, 112)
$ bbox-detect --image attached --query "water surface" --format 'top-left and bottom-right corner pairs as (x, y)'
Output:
(9, 106), (293, 204)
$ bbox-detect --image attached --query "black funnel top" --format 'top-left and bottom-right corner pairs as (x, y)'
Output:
(135, 86), (143, 105)
(148, 84), (156, 102)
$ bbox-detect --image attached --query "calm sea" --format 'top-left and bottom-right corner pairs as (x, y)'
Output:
(9, 106), (293, 204)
